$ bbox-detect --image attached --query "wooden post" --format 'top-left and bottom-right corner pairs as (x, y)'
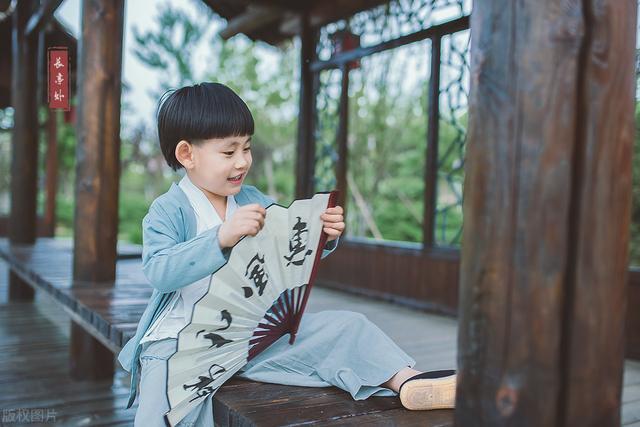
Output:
(44, 109), (58, 237)
(70, 0), (124, 380)
(8, 0), (39, 301)
(335, 63), (349, 212)
(295, 7), (319, 198)
(456, 1), (636, 426)
(423, 35), (440, 248)
(37, 24), (57, 238)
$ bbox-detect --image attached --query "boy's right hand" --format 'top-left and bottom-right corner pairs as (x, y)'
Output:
(217, 203), (267, 249)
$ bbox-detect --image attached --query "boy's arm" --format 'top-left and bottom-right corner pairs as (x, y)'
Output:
(142, 186), (341, 293)
(248, 185), (339, 260)
(141, 204), (231, 293)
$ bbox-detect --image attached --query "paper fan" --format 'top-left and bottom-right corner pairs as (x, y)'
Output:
(163, 190), (339, 426)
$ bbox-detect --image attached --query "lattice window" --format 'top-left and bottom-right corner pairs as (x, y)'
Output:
(435, 29), (469, 246)
(317, 0), (471, 61)
(313, 0), (471, 248)
(314, 69), (342, 193)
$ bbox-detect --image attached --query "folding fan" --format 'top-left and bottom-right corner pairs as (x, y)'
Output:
(163, 190), (339, 426)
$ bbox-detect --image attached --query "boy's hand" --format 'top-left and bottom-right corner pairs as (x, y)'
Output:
(218, 203), (266, 249)
(320, 205), (344, 242)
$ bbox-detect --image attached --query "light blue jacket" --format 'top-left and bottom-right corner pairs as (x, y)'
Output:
(117, 182), (339, 408)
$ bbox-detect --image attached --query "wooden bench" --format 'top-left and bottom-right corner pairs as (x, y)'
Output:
(0, 237), (453, 426)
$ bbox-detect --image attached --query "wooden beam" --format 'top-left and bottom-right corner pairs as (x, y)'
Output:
(8, 0), (39, 301)
(309, 16), (469, 73)
(279, 0), (388, 37)
(295, 8), (318, 199)
(71, 0), (125, 381)
(456, 1), (636, 426)
(25, 0), (65, 37)
(218, 4), (284, 40)
(213, 0), (388, 42)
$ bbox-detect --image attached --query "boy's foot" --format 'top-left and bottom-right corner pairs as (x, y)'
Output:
(398, 369), (456, 410)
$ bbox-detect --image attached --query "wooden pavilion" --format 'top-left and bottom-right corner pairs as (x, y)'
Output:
(0, 2), (77, 237)
(1, 0), (639, 425)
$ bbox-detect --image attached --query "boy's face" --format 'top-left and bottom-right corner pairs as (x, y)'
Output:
(179, 134), (252, 200)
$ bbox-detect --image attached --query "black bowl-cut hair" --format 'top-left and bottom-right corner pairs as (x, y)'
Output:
(156, 82), (255, 171)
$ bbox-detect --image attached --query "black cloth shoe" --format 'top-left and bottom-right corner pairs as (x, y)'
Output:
(398, 369), (456, 410)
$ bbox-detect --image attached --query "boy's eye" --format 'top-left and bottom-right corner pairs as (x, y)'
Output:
(223, 147), (250, 156)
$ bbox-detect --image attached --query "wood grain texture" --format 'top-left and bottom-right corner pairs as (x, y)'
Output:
(70, 0), (125, 379)
(8, 0), (39, 247)
(72, 0), (125, 283)
(456, 1), (636, 426)
(8, 0), (39, 302)
(0, 239), (145, 350)
(560, 0), (637, 424)
(320, 239), (460, 316)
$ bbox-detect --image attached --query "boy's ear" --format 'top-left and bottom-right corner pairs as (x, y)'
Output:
(175, 140), (194, 169)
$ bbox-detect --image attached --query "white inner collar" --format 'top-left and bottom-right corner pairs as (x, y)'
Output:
(178, 174), (237, 232)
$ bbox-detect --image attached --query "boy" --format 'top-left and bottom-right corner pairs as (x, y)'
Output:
(118, 82), (454, 426)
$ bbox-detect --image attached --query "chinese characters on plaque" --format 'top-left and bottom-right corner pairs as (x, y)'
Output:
(48, 47), (69, 111)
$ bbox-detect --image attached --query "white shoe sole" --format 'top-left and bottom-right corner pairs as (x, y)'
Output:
(399, 374), (457, 410)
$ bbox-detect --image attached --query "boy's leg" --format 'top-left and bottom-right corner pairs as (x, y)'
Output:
(134, 340), (171, 427)
(381, 367), (424, 392)
(236, 310), (417, 400)
(135, 340), (174, 427)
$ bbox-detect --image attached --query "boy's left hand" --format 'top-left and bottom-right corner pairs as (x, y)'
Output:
(320, 206), (344, 242)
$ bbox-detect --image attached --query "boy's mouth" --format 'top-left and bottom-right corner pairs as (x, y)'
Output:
(227, 173), (244, 184)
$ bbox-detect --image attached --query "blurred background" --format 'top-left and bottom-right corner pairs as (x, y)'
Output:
(0, 0), (472, 251)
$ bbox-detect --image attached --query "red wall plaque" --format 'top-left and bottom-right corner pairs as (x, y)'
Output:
(48, 47), (70, 111)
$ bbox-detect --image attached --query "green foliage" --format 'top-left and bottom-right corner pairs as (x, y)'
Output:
(131, 2), (209, 91)
(118, 178), (149, 245)
(55, 195), (74, 238)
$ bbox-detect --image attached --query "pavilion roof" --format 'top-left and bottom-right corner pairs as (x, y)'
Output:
(200, 0), (388, 47)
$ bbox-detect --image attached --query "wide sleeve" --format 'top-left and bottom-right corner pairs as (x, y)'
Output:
(141, 204), (231, 294)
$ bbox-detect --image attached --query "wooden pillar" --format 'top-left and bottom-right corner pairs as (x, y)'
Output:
(455, 1), (636, 426)
(70, 0), (124, 381)
(335, 63), (349, 212)
(43, 109), (58, 237)
(295, 7), (319, 199)
(423, 35), (440, 248)
(37, 24), (57, 238)
(8, 0), (39, 301)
